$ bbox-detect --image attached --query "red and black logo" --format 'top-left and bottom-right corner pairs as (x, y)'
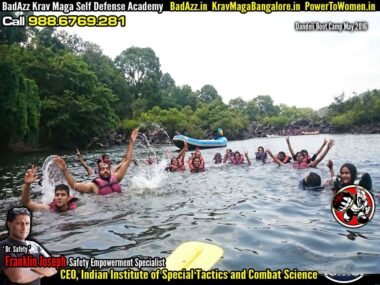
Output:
(332, 185), (375, 228)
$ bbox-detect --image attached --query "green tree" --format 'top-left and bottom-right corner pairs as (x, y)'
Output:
(0, 12), (29, 45)
(115, 47), (162, 108)
(198, 84), (222, 103)
(253, 95), (278, 117)
(81, 42), (133, 118)
(170, 85), (199, 110)
(160, 72), (175, 90)
(245, 99), (260, 121)
(229, 97), (247, 112)
(0, 49), (40, 145)
(17, 43), (119, 147)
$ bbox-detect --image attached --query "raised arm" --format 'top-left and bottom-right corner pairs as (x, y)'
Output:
(223, 151), (228, 163)
(223, 149), (231, 163)
(177, 142), (188, 165)
(75, 148), (94, 175)
(21, 166), (50, 211)
(308, 139), (335, 167)
(188, 156), (194, 171)
(113, 160), (124, 172)
(286, 137), (296, 159)
(54, 156), (95, 193)
(199, 156), (205, 169)
(327, 160), (334, 178)
(115, 128), (139, 182)
(266, 150), (283, 166)
(313, 138), (328, 158)
(244, 152), (252, 166)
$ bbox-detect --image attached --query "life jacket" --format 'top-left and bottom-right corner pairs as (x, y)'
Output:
(282, 155), (291, 164)
(231, 156), (244, 165)
(93, 174), (122, 195)
(49, 196), (78, 212)
(191, 165), (206, 173)
(255, 152), (268, 160)
(293, 161), (308, 169)
(191, 168), (206, 173)
(303, 155), (312, 164)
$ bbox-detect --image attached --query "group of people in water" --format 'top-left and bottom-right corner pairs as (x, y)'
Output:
(1, 129), (375, 285)
(17, 129), (373, 215)
(165, 137), (335, 174)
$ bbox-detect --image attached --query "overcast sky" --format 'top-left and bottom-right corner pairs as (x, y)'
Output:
(61, 12), (380, 110)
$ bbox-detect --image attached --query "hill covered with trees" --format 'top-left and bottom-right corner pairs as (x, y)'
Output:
(1, 19), (379, 151)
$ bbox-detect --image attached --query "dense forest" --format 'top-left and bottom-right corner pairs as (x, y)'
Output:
(1, 16), (380, 150)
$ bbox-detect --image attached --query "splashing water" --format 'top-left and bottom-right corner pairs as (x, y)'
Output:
(136, 133), (154, 150)
(130, 160), (168, 191)
(138, 122), (171, 144)
(40, 155), (67, 203)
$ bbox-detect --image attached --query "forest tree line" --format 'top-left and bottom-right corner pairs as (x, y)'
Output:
(1, 20), (379, 149)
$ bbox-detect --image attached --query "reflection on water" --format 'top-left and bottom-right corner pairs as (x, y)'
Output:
(0, 134), (379, 274)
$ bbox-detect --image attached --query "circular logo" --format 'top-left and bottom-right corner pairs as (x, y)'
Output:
(325, 274), (364, 284)
(331, 185), (375, 228)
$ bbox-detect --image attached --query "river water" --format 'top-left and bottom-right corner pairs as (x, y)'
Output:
(0, 134), (379, 274)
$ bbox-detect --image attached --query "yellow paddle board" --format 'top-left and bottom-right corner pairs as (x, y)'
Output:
(166, 241), (223, 270)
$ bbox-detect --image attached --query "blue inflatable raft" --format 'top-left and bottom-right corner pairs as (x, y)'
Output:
(173, 135), (228, 150)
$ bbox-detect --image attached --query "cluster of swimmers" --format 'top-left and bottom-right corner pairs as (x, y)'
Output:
(17, 130), (373, 214)
(165, 137), (334, 171)
(162, 137), (372, 193)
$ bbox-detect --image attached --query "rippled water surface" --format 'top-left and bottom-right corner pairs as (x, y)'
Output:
(0, 134), (379, 274)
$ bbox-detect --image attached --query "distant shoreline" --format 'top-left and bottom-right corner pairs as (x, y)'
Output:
(3, 132), (380, 154)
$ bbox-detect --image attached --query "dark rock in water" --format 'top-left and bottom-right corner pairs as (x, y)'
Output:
(244, 119), (334, 138)
(88, 124), (172, 149)
(289, 118), (311, 128)
(142, 126), (171, 144)
(149, 130), (171, 144)
(7, 142), (52, 153)
(86, 137), (99, 149)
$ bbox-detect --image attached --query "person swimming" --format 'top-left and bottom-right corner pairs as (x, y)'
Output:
(75, 148), (95, 175)
(255, 146), (268, 162)
(21, 165), (78, 212)
(268, 139), (334, 168)
(230, 151), (251, 166)
(266, 149), (292, 165)
(223, 149), (233, 163)
(332, 163), (372, 192)
(277, 151), (291, 163)
(188, 147), (205, 170)
(146, 156), (156, 165)
(213, 153), (223, 164)
(165, 142), (187, 172)
(301, 149), (312, 163)
(189, 156), (205, 173)
(299, 172), (322, 190)
(293, 151), (309, 169)
(166, 157), (186, 172)
(54, 128), (139, 195)
(286, 137), (328, 164)
(76, 149), (115, 176)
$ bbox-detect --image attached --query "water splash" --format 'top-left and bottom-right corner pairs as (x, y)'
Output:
(138, 122), (171, 144)
(130, 160), (168, 191)
(136, 122), (171, 159)
(40, 155), (68, 203)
